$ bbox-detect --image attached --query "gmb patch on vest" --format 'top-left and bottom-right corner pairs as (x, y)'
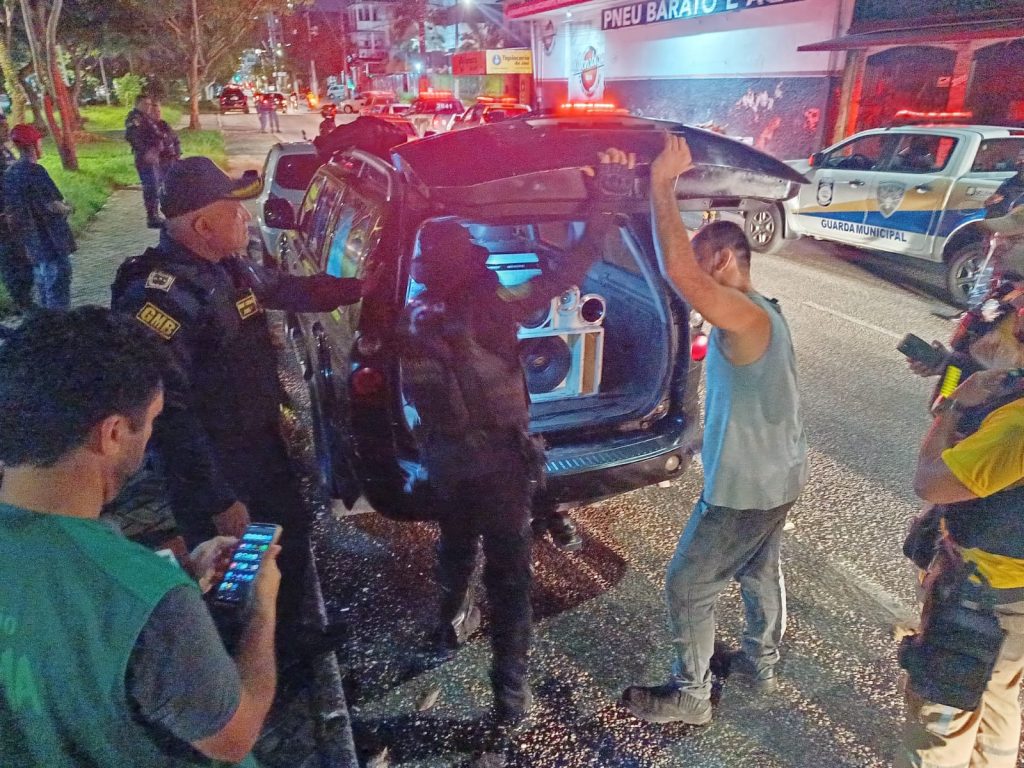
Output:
(236, 289), (263, 320)
(144, 270), (176, 292)
(136, 302), (181, 340)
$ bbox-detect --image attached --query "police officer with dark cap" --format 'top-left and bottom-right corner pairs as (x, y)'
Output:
(400, 156), (627, 723)
(124, 94), (165, 228)
(111, 156), (364, 639)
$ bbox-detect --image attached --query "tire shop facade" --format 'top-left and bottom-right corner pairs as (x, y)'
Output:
(506, 0), (1024, 160)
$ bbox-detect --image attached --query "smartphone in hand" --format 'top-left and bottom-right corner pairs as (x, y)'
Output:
(210, 523), (281, 611)
(898, 333), (946, 368)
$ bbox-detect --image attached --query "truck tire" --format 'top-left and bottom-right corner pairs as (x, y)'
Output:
(342, 104), (355, 114)
(745, 204), (785, 254)
(945, 240), (989, 308)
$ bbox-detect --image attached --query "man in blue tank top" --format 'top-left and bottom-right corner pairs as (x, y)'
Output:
(615, 134), (809, 725)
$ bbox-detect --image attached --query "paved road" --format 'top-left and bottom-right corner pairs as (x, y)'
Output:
(214, 114), (1003, 766)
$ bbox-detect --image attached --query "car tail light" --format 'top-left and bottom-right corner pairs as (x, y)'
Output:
(690, 332), (708, 362)
(351, 366), (385, 399)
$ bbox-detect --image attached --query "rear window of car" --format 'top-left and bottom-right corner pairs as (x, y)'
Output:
(221, 88), (243, 98)
(274, 154), (322, 191)
(972, 138), (1024, 172)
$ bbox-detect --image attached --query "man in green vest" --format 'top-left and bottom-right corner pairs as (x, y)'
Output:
(0, 306), (279, 767)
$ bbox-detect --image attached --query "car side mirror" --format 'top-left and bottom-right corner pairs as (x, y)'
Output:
(264, 197), (296, 230)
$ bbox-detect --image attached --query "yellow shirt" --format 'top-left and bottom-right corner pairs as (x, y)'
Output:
(942, 398), (1024, 588)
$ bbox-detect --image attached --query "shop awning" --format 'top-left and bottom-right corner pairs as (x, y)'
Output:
(798, 19), (1024, 52)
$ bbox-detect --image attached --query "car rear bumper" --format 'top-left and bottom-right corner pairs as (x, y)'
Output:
(356, 429), (695, 522)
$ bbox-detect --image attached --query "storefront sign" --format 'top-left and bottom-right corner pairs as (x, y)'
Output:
(486, 49), (533, 74)
(453, 49), (534, 76)
(601, 0), (806, 30)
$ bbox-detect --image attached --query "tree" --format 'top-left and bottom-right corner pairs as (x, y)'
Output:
(19, 0), (77, 169)
(137, 0), (296, 129)
(0, 0), (27, 123)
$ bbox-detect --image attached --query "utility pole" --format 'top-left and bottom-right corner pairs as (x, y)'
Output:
(306, 8), (319, 97)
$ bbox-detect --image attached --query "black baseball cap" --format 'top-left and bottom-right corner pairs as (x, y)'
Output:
(160, 156), (262, 218)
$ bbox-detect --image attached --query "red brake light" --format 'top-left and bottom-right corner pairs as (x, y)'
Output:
(690, 332), (708, 362)
(351, 367), (385, 399)
(808, 155), (815, 167)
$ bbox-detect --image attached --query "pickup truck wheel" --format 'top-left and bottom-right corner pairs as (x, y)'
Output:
(745, 204), (784, 254)
(342, 104), (354, 113)
(946, 240), (988, 308)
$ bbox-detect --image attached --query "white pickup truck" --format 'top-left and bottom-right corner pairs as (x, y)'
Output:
(744, 124), (1024, 304)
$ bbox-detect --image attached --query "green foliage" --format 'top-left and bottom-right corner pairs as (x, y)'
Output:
(78, 104), (185, 132)
(112, 73), (146, 107)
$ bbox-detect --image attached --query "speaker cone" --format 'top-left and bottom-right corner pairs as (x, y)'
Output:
(519, 336), (571, 394)
(580, 295), (606, 324)
(520, 304), (550, 329)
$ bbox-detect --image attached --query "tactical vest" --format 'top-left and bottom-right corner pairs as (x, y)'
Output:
(112, 246), (284, 441)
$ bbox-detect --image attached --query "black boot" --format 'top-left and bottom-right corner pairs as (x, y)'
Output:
(547, 510), (583, 552)
(491, 674), (532, 724)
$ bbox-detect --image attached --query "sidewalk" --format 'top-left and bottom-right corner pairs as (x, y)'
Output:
(69, 134), (359, 768)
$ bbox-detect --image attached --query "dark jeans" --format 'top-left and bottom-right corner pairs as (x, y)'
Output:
(665, 496), (794, 699)
(0, 239), (33, 310)
(436, 463), (534, 694)
(175, 433), (311, 629)
(135, 159), (161, 220)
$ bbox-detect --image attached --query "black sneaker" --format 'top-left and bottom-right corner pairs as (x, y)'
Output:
(146, 215), (166, 229)
(547, 512), (583, 552)
(726, 651), (778, 694)
(622, 683), (712, 725)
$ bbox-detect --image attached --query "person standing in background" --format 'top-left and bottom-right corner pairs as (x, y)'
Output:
(124, 94), (164, 229)
(0, 113), (33, 313)
(150, 101), (181, 179)
(2, 124), (76, 311)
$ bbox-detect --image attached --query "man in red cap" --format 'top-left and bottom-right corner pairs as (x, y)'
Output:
(2, 124), (75, 309)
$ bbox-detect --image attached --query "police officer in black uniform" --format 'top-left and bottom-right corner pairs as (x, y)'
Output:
(124, 94), (165, 228)
(400, 159), (625, 723)
(111, 156), (364, 637)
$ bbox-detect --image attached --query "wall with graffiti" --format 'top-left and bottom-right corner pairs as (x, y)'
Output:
(535, 74), (832, 160)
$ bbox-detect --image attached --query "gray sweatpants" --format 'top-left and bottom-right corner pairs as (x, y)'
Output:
(665, 496), (794, 699)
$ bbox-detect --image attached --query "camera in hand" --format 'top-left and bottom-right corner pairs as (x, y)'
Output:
(211, 523), (281, 611)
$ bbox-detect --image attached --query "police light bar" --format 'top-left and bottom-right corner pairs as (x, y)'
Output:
(558, 102), (629, 115)
(893, 109), (973, 124)
(418, 90), (454, 99)
(477, 95), (519, 104)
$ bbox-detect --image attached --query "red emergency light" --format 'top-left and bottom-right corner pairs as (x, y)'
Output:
(477, 95), (519, 104)
(418, 90), (454, 99)
(558, 101), (629, 115)
(893, 109), (973, 124)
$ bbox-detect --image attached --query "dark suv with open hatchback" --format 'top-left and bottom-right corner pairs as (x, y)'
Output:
(267, 115), (805, 520)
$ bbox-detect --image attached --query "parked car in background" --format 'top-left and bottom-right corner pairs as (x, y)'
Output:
(745, 123), (1024, 305)
(255, 142), (322, 265)
(363, 102), (411, 118)
(267, 114), (805, 520)
(451, 96), (531, 131)
(218, 86), (249, 114)
(336, 90), (396, 114)
(407, 91), (465, 137)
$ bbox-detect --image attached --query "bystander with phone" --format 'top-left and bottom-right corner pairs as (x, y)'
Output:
(0, 307), (280, 767)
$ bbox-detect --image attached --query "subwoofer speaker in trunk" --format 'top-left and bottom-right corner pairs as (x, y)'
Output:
(519, 336), (572, 394)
